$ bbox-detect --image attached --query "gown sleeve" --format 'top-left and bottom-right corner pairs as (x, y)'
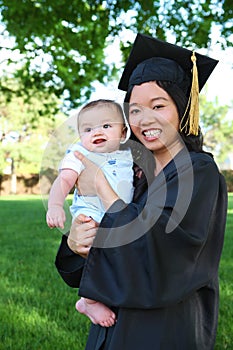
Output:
(76, 152), (227, 308)
(55, 234), (86, 288)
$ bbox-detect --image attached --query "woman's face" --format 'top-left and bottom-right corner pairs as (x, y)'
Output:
(128, 81), (182, 157)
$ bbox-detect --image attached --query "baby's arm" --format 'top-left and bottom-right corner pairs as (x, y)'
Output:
(46, 168), (78, 229)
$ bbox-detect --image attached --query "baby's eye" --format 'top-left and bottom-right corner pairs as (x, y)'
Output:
(84, 127), (92, 132)
(103, 124), (111, 129)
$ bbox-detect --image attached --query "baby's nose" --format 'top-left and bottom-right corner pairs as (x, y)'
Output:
(93, 125), (103, 134)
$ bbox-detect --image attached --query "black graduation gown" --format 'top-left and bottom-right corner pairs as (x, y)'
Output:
(55, 150), (227, 350)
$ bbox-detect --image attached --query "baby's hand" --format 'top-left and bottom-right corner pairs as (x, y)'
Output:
(46, 206), (66, 229)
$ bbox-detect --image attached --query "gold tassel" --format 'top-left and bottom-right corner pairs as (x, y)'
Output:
(180, 51), (199, 136)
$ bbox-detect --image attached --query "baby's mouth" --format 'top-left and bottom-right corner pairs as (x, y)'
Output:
(93, 138), (107, 144)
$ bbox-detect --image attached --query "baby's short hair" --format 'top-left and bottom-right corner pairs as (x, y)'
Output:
(78, 99), (124, 122)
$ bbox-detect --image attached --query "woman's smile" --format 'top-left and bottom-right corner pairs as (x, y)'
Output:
(129, 82), (182, 155)
(142, 128), (162, 141)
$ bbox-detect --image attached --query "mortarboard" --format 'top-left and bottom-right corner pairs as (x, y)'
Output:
(118, 33), (218, 135)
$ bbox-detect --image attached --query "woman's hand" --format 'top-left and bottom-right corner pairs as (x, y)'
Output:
(67, 214), (99, 258)
(74, 151), (104, 196)
(74, 151), (120, 210)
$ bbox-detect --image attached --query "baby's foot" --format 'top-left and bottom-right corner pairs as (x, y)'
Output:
(76, 298), (116, 327)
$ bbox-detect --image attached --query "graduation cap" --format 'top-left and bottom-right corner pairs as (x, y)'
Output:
(118, 33), (218, 135)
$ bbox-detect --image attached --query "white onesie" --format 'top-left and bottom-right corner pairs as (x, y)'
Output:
(60, 143), (134, 223)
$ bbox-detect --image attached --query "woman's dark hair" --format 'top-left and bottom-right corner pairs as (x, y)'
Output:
(123, 81), (205, 199)
(156, 81), (203, 152)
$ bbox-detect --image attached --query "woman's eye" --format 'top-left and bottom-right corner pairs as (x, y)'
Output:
(129, 108), (141, 115)
(153, 105), (164, 110)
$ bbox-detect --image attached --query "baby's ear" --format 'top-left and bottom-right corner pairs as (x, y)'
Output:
(120, 128), (127, 144)
(120, 126), (131, 144)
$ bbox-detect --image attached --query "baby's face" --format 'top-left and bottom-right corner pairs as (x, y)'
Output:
(78, 105), (126, 153)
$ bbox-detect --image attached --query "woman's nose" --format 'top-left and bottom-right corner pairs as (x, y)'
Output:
(140, 108), (157, 125)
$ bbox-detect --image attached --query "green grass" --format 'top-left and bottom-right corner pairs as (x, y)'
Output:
(215, 193), (233, 349)
(0, 195), (90, 350)
(0, 194), (232, 349)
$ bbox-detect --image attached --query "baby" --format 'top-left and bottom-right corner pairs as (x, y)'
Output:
(46, 99), (134, 327)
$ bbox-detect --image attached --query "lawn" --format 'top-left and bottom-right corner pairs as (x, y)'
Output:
(0, 194), (232, 349)
(215, 193), (233, 349)
(0, 195), (90, 350)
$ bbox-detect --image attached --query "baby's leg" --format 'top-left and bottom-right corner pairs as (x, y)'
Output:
(76, 297), (116, 327)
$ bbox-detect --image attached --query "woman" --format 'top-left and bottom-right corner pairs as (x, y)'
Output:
(55, 34), (227, 349)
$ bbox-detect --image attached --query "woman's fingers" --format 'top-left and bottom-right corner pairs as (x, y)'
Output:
(67, 214), (98, 256)
(74, 213), (93, 225)
(74, 151), (90, 166)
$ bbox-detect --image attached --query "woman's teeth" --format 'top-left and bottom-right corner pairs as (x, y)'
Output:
(143, 129), (161, 137)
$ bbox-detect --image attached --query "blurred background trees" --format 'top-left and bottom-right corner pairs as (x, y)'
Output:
(0, 0), (232, 188)
(0, 0), (232, 108)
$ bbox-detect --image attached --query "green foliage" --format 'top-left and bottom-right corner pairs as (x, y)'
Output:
(200, 95), (233, 163)
(0, 0), (111, 108)
(221, 170), (233, 192)
(0, 194), (232, 349)
(0, 1), (232, 176)
(0, 84), (67, 174)
(0, 0), (232, 108)
(40, 118), (78, 200)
